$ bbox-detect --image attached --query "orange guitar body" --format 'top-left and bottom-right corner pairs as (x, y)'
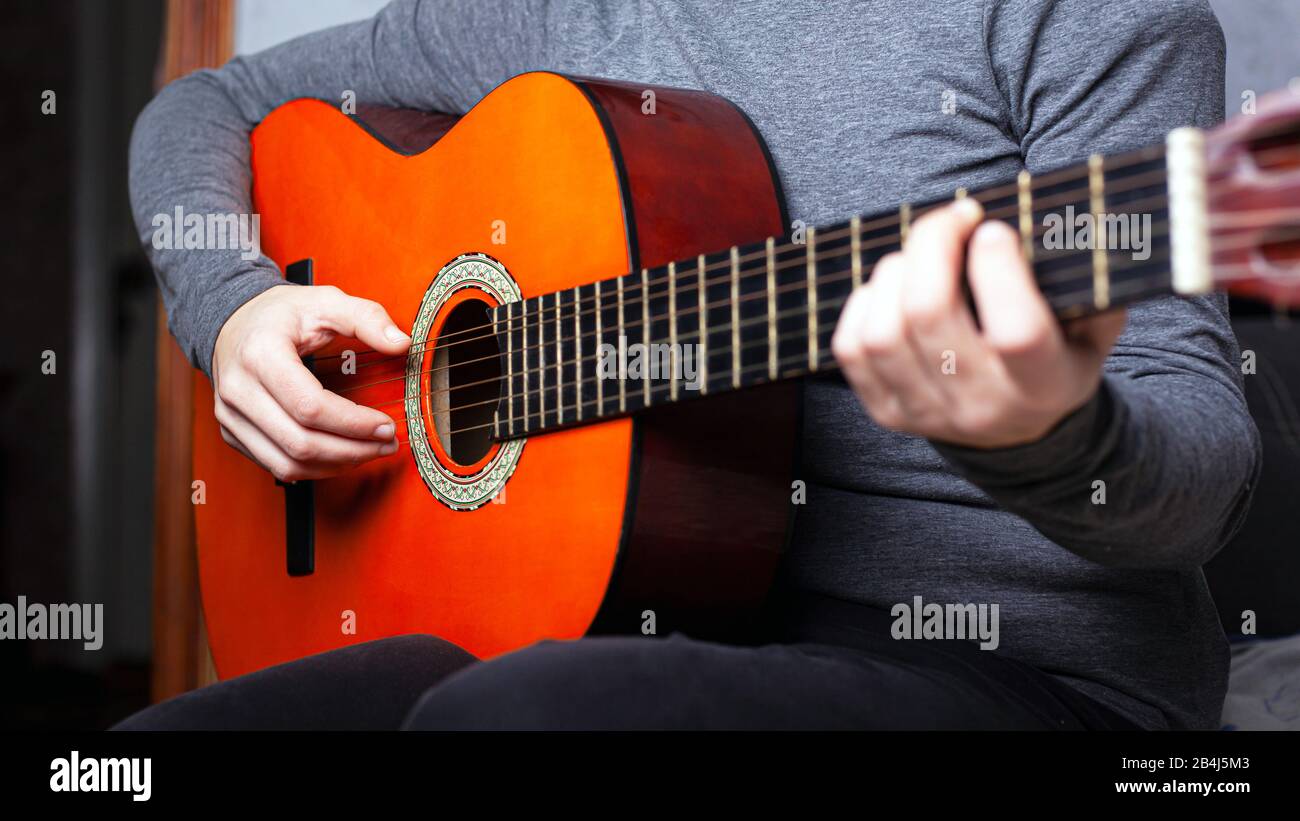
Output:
(194, 73), (799, 678)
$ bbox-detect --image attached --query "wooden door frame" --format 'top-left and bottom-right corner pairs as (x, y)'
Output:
(151, 0), (233, 702)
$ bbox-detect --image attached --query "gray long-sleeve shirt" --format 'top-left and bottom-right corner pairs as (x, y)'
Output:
(128, 0), (1261, 729)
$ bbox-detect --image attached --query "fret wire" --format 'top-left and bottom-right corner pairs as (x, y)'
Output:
(698, 253), (709, 395)
(1018, 170), (1034, 263)
(555, 291), (563, 423)
(573, 285), (583, 422)
(348, 146), (1174, 369)
(493, 308), (502, 438)
(504, 302), (513, 437)
(594, 280), (603, 416)
(730, 246), (741, 389)
(415, 243), (1180, 432)
(397, 224), (1192, 422)
(372, 190), (1180, 403)
(900, 202), (911, 245)
(521, 299), (530, 431)
(668, 261), (678, 402)
(640, 268), (650, 406)
(538, 294), (547, 425)
(806, 226), (818, 371)
(570, 213), (1182, 372)
(468, 266), (1172, 438)
(370, 174), (1179, 409)
(406, 163), (1176, 363)
(503, 163), (1166, 339)
(766, 237), (777, 381)
(617, 275), (627, 413)
(850, 215), (862, 289)
(1089, 153), (1110, 310)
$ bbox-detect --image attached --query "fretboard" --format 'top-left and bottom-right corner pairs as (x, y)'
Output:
(493, 139), (1195, 440)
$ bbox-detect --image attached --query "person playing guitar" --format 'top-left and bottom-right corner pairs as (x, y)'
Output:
(119, 0), (1266, 730)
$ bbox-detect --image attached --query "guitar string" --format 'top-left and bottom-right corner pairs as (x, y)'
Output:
(393, 258), (1208, 445)
(381, 239), (1272, 431)
(324, 202), (1298, 399)
(322, 182), (1182, 393)
(318, 164), (1176, 371)
(307, 137), (1299, 368)
(326, 165), (1292, 381)
(355, 227), (1197, 416)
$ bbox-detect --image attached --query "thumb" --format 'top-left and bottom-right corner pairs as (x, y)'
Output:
(310, 286), (411, 355)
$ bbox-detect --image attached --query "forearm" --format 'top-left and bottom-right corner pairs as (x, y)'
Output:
(935, 297), (1262, 570)
(128, 1), (447, 375)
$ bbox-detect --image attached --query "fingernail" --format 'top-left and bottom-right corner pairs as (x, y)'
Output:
(374, 423), (395, 439)
(380, 440), (399, 455)
(385, 325), (409, 345)
(955, 197), (984, 221)
(973, 220), (1007, 244)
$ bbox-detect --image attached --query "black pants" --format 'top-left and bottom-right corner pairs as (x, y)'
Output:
(114, 593), (1139, 730)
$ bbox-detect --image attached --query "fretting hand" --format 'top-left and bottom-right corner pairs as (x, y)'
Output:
(831, 198), (1127, 450)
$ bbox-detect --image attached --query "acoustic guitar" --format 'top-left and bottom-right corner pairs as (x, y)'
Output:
(194, 72), (1300, 678)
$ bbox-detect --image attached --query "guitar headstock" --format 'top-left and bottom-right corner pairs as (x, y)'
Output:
(1206, 85), (1300, 308)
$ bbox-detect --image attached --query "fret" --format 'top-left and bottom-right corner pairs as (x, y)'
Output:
(668, 261), (678, 401)
(616, 275), (627, 413)
(1088, 153), (1110, 310)
(555, 290), (564, 423)
(593, 280), (603, 417)
(697, 254), (709, 395)
(766, 237), (777, 381)
(806, 227), (818, 371)
(596, 278), (619, 419)
(955, 187), (968, 200)
(501, 302), (512, 438)
(640, 267), (650, 407)
(491, 308), (502, 439)
(730, 246), (741, 389)
(1017, 170), (1034, 263)
(572, 286), (583, 422)
(850, 215), (862, 289)
(500, 142), (1198, 438)
(517, 298), (527, 433)
(537, 294), (548, 426)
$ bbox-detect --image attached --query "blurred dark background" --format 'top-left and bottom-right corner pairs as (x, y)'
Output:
(1, 0), (162, 728)
(0, 0), (1296, 731)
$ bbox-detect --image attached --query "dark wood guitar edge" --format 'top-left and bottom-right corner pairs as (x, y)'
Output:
(572, 77), (800, 641)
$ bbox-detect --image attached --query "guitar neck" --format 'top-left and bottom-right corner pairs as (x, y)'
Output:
(494, 132), (1208, 440)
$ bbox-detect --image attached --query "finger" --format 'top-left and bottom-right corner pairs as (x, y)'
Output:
(901, 198), (990, 391)
(966, 219), (1064, 382)
(832, 284), (896, 419)
(310, 287), (411, 356)
(256, 338), (399, 441)
(216, 400), (318, 482)
(902, 197), (986, 350)
(217, 399), (397, 482)
(856, 252), (940, 425)
(230, 377), (401, 466)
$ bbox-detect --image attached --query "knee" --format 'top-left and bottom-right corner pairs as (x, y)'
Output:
(402, 636), (688, 730)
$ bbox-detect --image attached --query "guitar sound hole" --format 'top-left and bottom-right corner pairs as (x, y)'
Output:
(430, 297), (500, 467)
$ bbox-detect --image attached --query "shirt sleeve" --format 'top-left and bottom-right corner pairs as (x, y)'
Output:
(931, 0), (1261, 570)
(127, 0), (550, 376)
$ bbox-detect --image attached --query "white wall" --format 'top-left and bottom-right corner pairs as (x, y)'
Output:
(235, 0), (388, 56)
(1209, 0), (1300, 115)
